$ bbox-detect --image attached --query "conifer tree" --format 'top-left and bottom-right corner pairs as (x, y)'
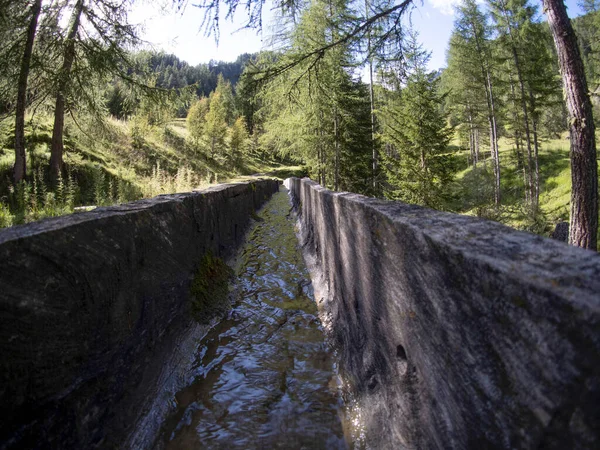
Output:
(205, 91), (228, 156)
(229, 116), (249, 164)
(14, 0), (42, 183)
(544, 0), (598, 249)
(487, 0), (558, 211)
(379, 33), (453, 208)
(49, 0), (140, 178)
(449, 0), (502, 205)
(259, 0), (373, 191)
(187, 97), (210, 144)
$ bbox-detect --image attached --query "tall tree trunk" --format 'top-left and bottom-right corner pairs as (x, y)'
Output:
(472, 22), (501, 205)
(511, 46), (536, 208)
(365, 0), (377, 193)
(475, 127), (480, 164)
(319, 122), (325, 186)
(490, 93), (501, 205)
(499, 1), (535, 208)
(334, 109), (339, 191)
(526, 86), (541, 210)
(50, 0), (84, 179)
(14, 0), (42, 184)
(508, 69), (530, 205)
(316, 127), (322, 183)
(532, 112), (541, 210)
(468, 114), (476, 167)
(543, 0), (598, 250)
(485, 70), (501, 205)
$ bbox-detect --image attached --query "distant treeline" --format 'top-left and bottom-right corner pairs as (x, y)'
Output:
(105, 51), (257, 119)
(144, 52), (257, 96)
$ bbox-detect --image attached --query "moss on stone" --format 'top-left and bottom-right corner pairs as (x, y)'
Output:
(190, 252), (234, 324)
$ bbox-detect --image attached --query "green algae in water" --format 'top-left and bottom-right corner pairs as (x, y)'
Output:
(190, 252), (234, 324)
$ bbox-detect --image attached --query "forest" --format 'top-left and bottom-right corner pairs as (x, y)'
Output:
(0, 0), (598, 249)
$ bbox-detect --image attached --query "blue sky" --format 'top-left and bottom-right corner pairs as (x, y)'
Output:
(131, 0), (585, 71)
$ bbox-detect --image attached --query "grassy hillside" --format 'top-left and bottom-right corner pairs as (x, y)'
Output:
(446, 134), (599, 244)
(0, 115), (305, 228)
(1, 112), (597, 248)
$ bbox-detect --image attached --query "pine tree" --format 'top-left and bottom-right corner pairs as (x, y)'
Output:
(259, 0), (373, 191)
(214, 74), (236, 125)
(450, 0), (502, 205)
(229, 116), (249, 164)
(49, 0), (140, 179)
(14, 0), (42, 183)
(379, 33), (453, 208)
(544, 0), (598, 250)
(487, 0), (559, 211)
(187, 97), (210, 144)
(205, 91), (228, 156)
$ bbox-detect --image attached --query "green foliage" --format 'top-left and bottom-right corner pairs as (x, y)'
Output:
(257, 0), (374, 194)
(0, 202), (12, 228)
(143, 162), (198, 197)
(573, 8), (600, 123)
(229, 116), (250, 164)
(205, 90), (229, 156)
(379, 33), (454, 209)
(137, 52), (257, 100)
(187, 97), (210, 143)
(3, 166), (78, 226)
(214, 74), (236, 125)
(190, 252), (234, 324)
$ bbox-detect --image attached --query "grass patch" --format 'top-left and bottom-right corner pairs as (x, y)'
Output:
(0, 114), (297, 228)
(445, 133), (599, 244)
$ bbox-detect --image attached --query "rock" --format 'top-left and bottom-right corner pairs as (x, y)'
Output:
(0, 180), (279, 449)
(286, 177), (600, 450)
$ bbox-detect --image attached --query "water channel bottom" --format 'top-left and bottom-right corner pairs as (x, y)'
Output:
(156, 188), (348, 449)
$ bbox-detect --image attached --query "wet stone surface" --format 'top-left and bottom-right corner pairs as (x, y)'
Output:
(156, 188), (346, 449)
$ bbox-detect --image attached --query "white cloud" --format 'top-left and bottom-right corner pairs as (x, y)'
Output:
(427, 0), (462, 15)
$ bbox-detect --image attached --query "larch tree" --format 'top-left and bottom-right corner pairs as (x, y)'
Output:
(452, 0), (502, 205)
(205, 90), (229, 156)
(49, 0), (140, 179)
(229, 116), (249, 164)
(488, 0), (537, 208)
(50, 0), (84, 179)
(543, 0), (598, 250)
(187, 96), (210, 145)
(14, 0), (42, 183)
(257, 0), (373, 191)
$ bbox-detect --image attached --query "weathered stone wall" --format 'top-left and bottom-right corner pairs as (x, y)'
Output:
(0, 180), (279, 449)
(286, 177), (600, 449)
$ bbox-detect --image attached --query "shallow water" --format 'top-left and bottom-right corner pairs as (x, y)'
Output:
(156, 188), (346, 449)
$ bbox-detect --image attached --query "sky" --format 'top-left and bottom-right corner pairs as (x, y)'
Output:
(130, 0), (586, 72)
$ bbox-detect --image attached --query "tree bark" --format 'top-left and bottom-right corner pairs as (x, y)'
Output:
(468, 114), (475, 167)
(511, 45), (536, 208)
(498, 0), (535, 209)
(485, 70), (501, 205)
(14, 0), (42, 184)
(50, 0), (84, 179)
(467, 15), (501, 204)
(334, 109), (339, 191)
(543, 0), (598, 250)
(364, 0), (378, 194)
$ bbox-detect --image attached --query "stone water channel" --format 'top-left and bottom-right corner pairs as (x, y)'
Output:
(154, 187), (352, 449)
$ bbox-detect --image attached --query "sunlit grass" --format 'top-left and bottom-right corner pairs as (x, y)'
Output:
(447, 132), (600, 240)
(0, 114), (299, 228)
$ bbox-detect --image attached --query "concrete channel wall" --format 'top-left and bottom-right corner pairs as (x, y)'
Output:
(0, 180), (279, 449)
(286, 177), (600, 449)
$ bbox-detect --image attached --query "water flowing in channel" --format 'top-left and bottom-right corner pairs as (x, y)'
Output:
(156, 187), (347, 449)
